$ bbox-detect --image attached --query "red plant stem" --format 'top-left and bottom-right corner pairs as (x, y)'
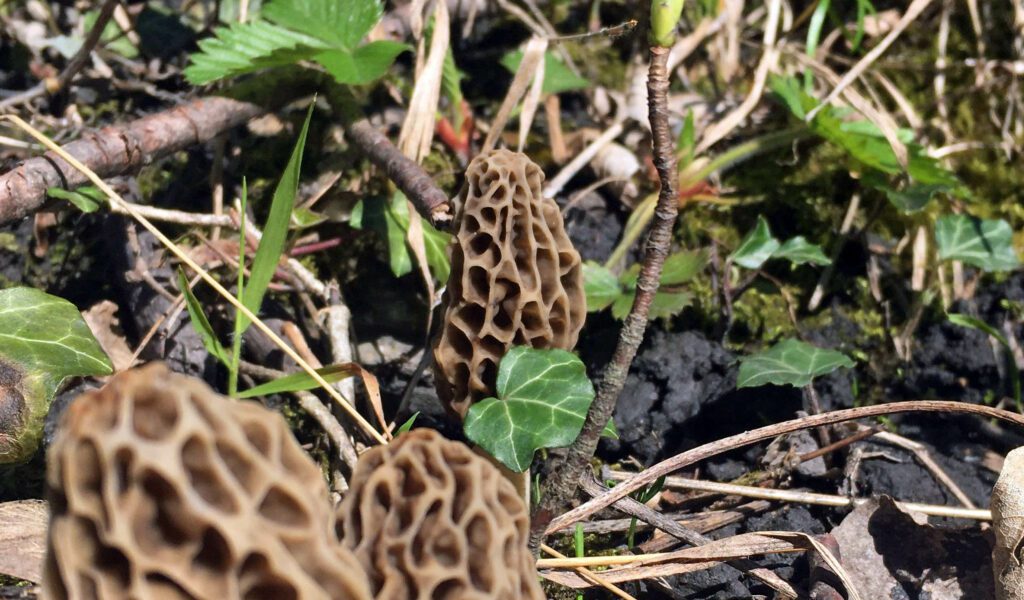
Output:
(528, 45), (680, 550)
(290, 237), (343, 257)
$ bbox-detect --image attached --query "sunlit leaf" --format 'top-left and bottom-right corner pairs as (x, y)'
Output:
(47, 186), (104, 213)
(583, 261), (621, 312)
(236, 363), (360, 398)
(262, 0), (381, 50)
(464, 347), (595, 472)
(737, 338), (854, 388)
(935, 214), (1020, 272)
(184, 20), (323, 84)
(239, 104), (313, 332)
(314, 41), (409, 85)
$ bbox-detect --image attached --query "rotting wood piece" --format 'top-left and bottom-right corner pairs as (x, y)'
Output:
(432, 149), (585, 417)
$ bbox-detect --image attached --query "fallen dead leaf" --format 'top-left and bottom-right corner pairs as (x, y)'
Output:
(82, 300), (135, 372)
(992, 446), (1024, 600)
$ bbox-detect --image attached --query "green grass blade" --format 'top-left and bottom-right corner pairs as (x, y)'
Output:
(236, 363), (359, 398)
(177, 269), (230, 366)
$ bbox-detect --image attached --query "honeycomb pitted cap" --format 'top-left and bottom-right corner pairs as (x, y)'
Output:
(336, 428), (545, 599)
(42, 363), (372, 600)
(433, 149), (586, 417)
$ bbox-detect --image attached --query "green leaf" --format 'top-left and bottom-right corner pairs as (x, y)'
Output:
(463, 347), (596, 472)
(0, 287), (111, 463)
(47, 186), (105, 213)
(239, 104), (314, 332)
(353, 191), (451, 280)
(601, 420), (618, 440)
(658, 249), (708, 285)
(935, 214), (1020, 272)
(583, 261), (621, 312)
(262, 0), (381, 50)
(0, 288), (112, 385)
(184, 20), (324, 84)
(737, 338), (854, 388)
(773, 237), (831, 266)
(236, 363), (359, 398)
(397, 412), (420, 434)
(314, 41), (409, 85)
(177, 270), (230, 366)
(730, 216), (780, 269)
(500, 51), (590, 95)
(947, 313), (1009, 348)
(441, 46), (466, 130)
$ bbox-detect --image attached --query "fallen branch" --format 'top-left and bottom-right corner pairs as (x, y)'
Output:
(0, 96), (264, 224)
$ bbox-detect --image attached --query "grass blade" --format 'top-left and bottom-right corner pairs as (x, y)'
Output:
(177, 268), (230, 366)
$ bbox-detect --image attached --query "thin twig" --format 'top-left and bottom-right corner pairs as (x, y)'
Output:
(529, 42), (682, 550)
(546, 400), (1024, 535)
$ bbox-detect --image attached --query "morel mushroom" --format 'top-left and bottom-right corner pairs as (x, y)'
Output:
(336, 428), (545, 600)
(433, 149), (586, 417)
(43, 363), (372, 600)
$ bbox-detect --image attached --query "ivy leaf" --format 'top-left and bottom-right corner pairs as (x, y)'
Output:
(583, 261), (621, 312)
(737, 338), (854, 388)
(314, 41), (410, 85)
(464, 347), (595, 472)
(500, 50), (590, 94)
(730, 217), (780, 269)
(773, 237), (831, 266)
(262, 0), (381, 50)
(935, 214), (1020, 272)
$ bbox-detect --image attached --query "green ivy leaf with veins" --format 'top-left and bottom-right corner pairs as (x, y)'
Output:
(464, 347), (596, 472)
(0, 287), (112, 463)
(737, 338), (853, 388)
(730, 217), (830, 269)
(935, 214), (1020, 272)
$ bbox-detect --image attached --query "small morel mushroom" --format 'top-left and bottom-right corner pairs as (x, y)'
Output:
(43, 363), (372, 600)
(433, 149), (586, 417)
(336, 428), (545, 600)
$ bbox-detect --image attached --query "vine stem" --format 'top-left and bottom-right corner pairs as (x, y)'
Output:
(528, 44), (680, 551)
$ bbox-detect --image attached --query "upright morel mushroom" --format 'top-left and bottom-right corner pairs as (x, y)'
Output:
(336, 428), (545, 600)
(433, 149), (586, 416)
(43, 363), (372, 600)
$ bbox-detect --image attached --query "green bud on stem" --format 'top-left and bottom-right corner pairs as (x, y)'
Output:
(649, 0), (685, 48)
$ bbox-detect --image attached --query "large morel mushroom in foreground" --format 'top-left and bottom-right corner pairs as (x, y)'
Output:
(336, 428), (545, 600)
(432, 148), (586, 417)
(42, 363), (372, 600)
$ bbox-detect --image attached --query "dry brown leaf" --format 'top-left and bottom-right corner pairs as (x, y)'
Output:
(82, 300), (135, 372)
(993, 446), (1024, 600)
(0, 500), (47, 583)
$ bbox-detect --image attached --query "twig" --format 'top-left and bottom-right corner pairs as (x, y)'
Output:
(529, 26), (683, 550)
(543, 119), (627, 199)
(546, 400), (1024, 536)
(540, 544), (636, 600)
(600, 470), (991, 521)
(0, 97), (264, 224)
(578, 476), (797, 598)
(0, 0), (119, 110)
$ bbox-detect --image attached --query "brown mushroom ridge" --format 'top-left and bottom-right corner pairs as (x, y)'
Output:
(433, 148), (586, 416)
(336, 429), (545, 600)
(43, 363), (372, 600)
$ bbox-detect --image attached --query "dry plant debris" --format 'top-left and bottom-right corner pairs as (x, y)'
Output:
(43, 363), (373, 600)
(336, 428), (545, 600)
(993, 446), (1024, 600)
(432, 148), (585, 417)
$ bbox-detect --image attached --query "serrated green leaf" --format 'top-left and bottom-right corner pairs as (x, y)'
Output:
(773, 237), (831, 266)
(262, 0), (381, 50)
(500, 50), (590, 95)
(583, 261), (621, 312)
(0, 288), (112, 385)
(236, 363), (359, 398)
(935, 214), (1020, 272)
(731, 217), (779, 269)
(177, 269), (230, 366)
(737, 338), (854, 388)
(314, 41), (409, 85)
(184, 20), (323, 84)
(47, 186), (104, 213)
(463, 347), (595, 472)
(238, 104), (313, 333)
